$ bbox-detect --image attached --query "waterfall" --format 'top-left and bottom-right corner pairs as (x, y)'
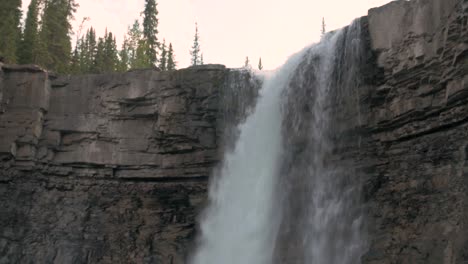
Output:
(275, 20), (366, 264)
(191, 19), (366, 264)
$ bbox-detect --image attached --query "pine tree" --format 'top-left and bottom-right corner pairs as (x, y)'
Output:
(78, 27), (97, 73)
(134, 39), (151, 69)
(37, 0), (78, 73)
(105, 32), (119, 72)
(258, 57), (263, 70)
(159, 39), (167, 70)
(200, 53), (204, 65)
(117, 36), (130, 72)
(190, 22), (201, 66)
(321, 17), (326, 38)
(0, 0), (22, 63)
(92, 30), (119, 73)
(244, 56), (250, 68)
(127, 20), (141, 66)
(167, 43), (176, 70)
(94, 35), (105, 73)
(125, 20), (151, 69)
(70, 45), (80, 73)
(142, 0), (159, 65)
(19, 0), (40, 64)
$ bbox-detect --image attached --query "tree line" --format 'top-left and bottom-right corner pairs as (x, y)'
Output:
(0, 0), (176, 74)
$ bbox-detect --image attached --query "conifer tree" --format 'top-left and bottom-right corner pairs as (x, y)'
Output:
(94, 35), (106, 72)
(134, 39), (151, 69)
(190, 22), (201, 66)
(125, 20), (151, 69)
(79, 27), (97, 73)
(200, 53), (204, 65)
(167, 43), (176, 70)
(70, 45), (81, 73)
(0, 0), (22, 63)
(94, 30), (119, 73)
(19, 0), (40, 64)
(159, 39), (167, 70)
(38, 0), (78, 73)
(118, 36), (130, 72)
(127, 20), (141, 65)
(321, 17), (327, 38)
(105, 32), (119, 71)
(142, 0), (159, 65)
(244, 56), (250, 68)
(258, 57), (263, 70)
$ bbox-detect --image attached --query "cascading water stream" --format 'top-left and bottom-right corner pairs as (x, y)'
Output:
(190, 49), (308, 264)
(191, 19), (367, 264)
(275, 20), (366, 264)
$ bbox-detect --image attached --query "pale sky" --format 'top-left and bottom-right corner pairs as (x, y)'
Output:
(21, 0), (394, 70)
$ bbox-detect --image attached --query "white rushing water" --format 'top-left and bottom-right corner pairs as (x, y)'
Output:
(190, 48), (309, 264)
(300, 22), (365, 264)
(191, 20), (365, 264)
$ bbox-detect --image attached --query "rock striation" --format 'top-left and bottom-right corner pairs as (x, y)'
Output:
(266, 0), (467, 263)
(0, 64), (259, 263)
(363, 0), (468, 263)
(0, 0), (466, 263)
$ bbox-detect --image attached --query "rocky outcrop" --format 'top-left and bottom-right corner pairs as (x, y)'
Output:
(0, 0), (466, 263)
(0, 65), (259, 263)
(271, 0), (467, 263)
(363, 0), (468, 263)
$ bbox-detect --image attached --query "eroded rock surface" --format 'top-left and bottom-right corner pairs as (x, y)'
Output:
(0, 65), (259, 263)
(0, 0), (466, 263)
(363, 0), (468, 263)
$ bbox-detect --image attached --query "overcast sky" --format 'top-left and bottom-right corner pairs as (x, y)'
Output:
(21, 0), (393, 70)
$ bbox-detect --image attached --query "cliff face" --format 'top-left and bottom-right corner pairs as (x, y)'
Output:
(363, 0), (468, 263)
(0, 0), (466, 263)
(272, 0), (467, 263)
(0, 65), (259, 263)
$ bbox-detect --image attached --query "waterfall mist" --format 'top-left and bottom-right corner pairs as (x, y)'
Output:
(275, 20), (366, 264)
(191, 19), (368, 264)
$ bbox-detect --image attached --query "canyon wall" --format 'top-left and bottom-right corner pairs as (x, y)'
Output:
(0, 0), (466, 263)
(363, 0), (468, 263)
(0, 64), (259, 263)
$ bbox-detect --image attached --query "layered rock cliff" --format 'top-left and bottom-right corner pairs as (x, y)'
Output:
(364, 0), (468, 263)
(0, 0), (466, 263)
(0, 64), (259, 263)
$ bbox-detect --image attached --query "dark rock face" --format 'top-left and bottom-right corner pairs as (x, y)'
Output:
(272, 0), (467, 263)
(0, 65), (259, 263)
(0, 0), (466, 262)
(363, 0), (468, 263)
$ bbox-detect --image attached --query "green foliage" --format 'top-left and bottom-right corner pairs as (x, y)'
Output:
(70, 27), (120, 74)
(258, 57), (263, 70)
(134, 39), (152, 69)
(142, 0), (159, 65)
(125, 20), (151, 69)
(37, 0), (78, 73)
(94, 30), (119, 73)
(159, 39), (167, 70)
(167, 43), (176, 70)
(0, 0), (22, 63)
(70, 45), (80, 74)
(117, 37), (130, 72)
(19, 0), (40, 64)
(5, 0), (176, 75)
(190, 22), (201, 66)
(72, 27), (97, 73)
